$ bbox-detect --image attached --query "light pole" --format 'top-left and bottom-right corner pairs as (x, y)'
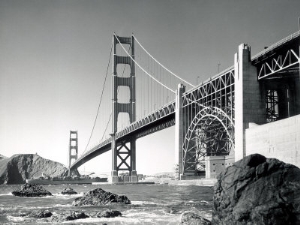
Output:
(298, 17), (300, 30)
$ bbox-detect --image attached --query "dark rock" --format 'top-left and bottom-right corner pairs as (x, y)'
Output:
(180, 211), (211, 225)
(72, 188), (131, 206)
(61, 187), (77, 195)
(12, 183), (52, 197)
(96, 210), (122, 218)
(212, 154), (300, 225)
(27, 209), (52, 218)
(65, 211), (89, 221)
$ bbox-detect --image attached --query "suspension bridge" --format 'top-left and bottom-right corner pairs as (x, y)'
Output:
(68, 30), (300, 182)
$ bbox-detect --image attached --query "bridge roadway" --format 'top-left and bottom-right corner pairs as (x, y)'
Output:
(71, 101), (176, 169)
(70, 30), (300, 171)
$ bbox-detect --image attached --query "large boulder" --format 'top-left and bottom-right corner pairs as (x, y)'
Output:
(12, 183), (52, 197)
(72, 188), (131, 206)
(212, 154), (300, 225)
(0, 154), (79, 184)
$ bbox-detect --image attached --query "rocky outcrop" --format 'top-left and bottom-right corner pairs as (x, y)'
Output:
(61, 187), (78, 195)
(72, 188), (131, 206)
(0, 154), (78, 184)
(12, 183), (52, 197)
(24, 209), (123, 223)
(212, 154), (300, 225)
(180, 211), (211, 225)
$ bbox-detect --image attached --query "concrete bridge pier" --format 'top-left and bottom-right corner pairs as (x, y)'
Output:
(234, 44), (266, 161)
(174, 84), (185, 180)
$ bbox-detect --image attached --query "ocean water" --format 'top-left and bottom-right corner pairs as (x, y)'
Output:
(0, 183), (213, 224)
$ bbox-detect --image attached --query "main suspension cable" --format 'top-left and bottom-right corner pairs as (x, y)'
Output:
(83, 41), (113, 154)
(114, 34), (176, 93)
(133, 34), (195, 88)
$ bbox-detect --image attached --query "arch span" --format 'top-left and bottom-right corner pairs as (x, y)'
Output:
(182, 106), (235, 175)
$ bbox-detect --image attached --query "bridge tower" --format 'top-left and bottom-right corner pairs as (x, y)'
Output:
(111, 34), (137, 183)
(69, 131), (78, 172)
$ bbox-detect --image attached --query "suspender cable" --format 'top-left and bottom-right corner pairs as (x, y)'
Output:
(133, 34), (195, 88)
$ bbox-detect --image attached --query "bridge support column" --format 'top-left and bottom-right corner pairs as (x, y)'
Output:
(130, 139), (138, 182)
(111, 35), (137, 183)
(111, 133), (119, 183)
(234, 44), (265, 161)
(175, 84), (185, 180)
(68, 131), (78, 176)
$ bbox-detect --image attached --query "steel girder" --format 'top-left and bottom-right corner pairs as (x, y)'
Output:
(116, 101), (175, 139)
(251, 30), (300, 80)
(257, 48), (300, 80)
(183, 68), (235, 120)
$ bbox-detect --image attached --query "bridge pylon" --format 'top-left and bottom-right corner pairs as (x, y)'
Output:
(111, 34), (137, 183)
(68, 130), (78, 176)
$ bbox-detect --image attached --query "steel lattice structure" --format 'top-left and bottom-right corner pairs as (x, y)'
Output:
(181, 68), (235, 175)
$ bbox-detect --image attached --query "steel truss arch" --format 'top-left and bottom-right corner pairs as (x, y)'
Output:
(182, 106), (235, 174)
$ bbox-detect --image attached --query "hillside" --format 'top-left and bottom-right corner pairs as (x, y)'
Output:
(0, 154), (76, 184)
(0, 154), (7, 160)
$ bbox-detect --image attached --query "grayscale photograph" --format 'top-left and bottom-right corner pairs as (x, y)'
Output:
(0, 0), (299, 224)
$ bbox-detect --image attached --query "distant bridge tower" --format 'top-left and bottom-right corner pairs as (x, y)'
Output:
(69, 131), (78, 170)
(111, 34), (137, 183)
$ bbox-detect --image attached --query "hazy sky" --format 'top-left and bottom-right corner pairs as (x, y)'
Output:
(1, 0), (299, 175)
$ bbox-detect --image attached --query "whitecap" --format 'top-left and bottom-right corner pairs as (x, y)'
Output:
(131, 201), (157, 205)
(53, 204), (72, 208)
(0, 193), (13, 196)
(200, 200), (209, 204)
(53, 193), (83, 198)
(7, 215), (25, 222)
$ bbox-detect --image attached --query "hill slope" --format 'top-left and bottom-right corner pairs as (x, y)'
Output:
(0, 154), (74, 184)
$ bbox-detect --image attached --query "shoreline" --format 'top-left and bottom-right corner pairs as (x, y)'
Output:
(92, 178), (217, 187)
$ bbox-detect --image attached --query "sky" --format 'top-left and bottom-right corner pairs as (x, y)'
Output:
(0, 0), (300, 175)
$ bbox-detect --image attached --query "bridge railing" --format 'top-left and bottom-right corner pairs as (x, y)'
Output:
(252, 30), (300, 61)
(116, 100), (176, 140)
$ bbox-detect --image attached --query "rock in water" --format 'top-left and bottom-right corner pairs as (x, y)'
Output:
(72, 188), (131, 206)
(212, 154), (300, 225)
(65, 211), (89, 221)
(180, 211), (211, 225)
(0, 154), (79, 184)
(27, 210), (53, 218)
(61, 187), (78, 195)
(96, 210), (122, 218)
(12, 183), (52, 197)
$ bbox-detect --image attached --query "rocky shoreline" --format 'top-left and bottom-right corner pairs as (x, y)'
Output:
(8, 154), (300, 224)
